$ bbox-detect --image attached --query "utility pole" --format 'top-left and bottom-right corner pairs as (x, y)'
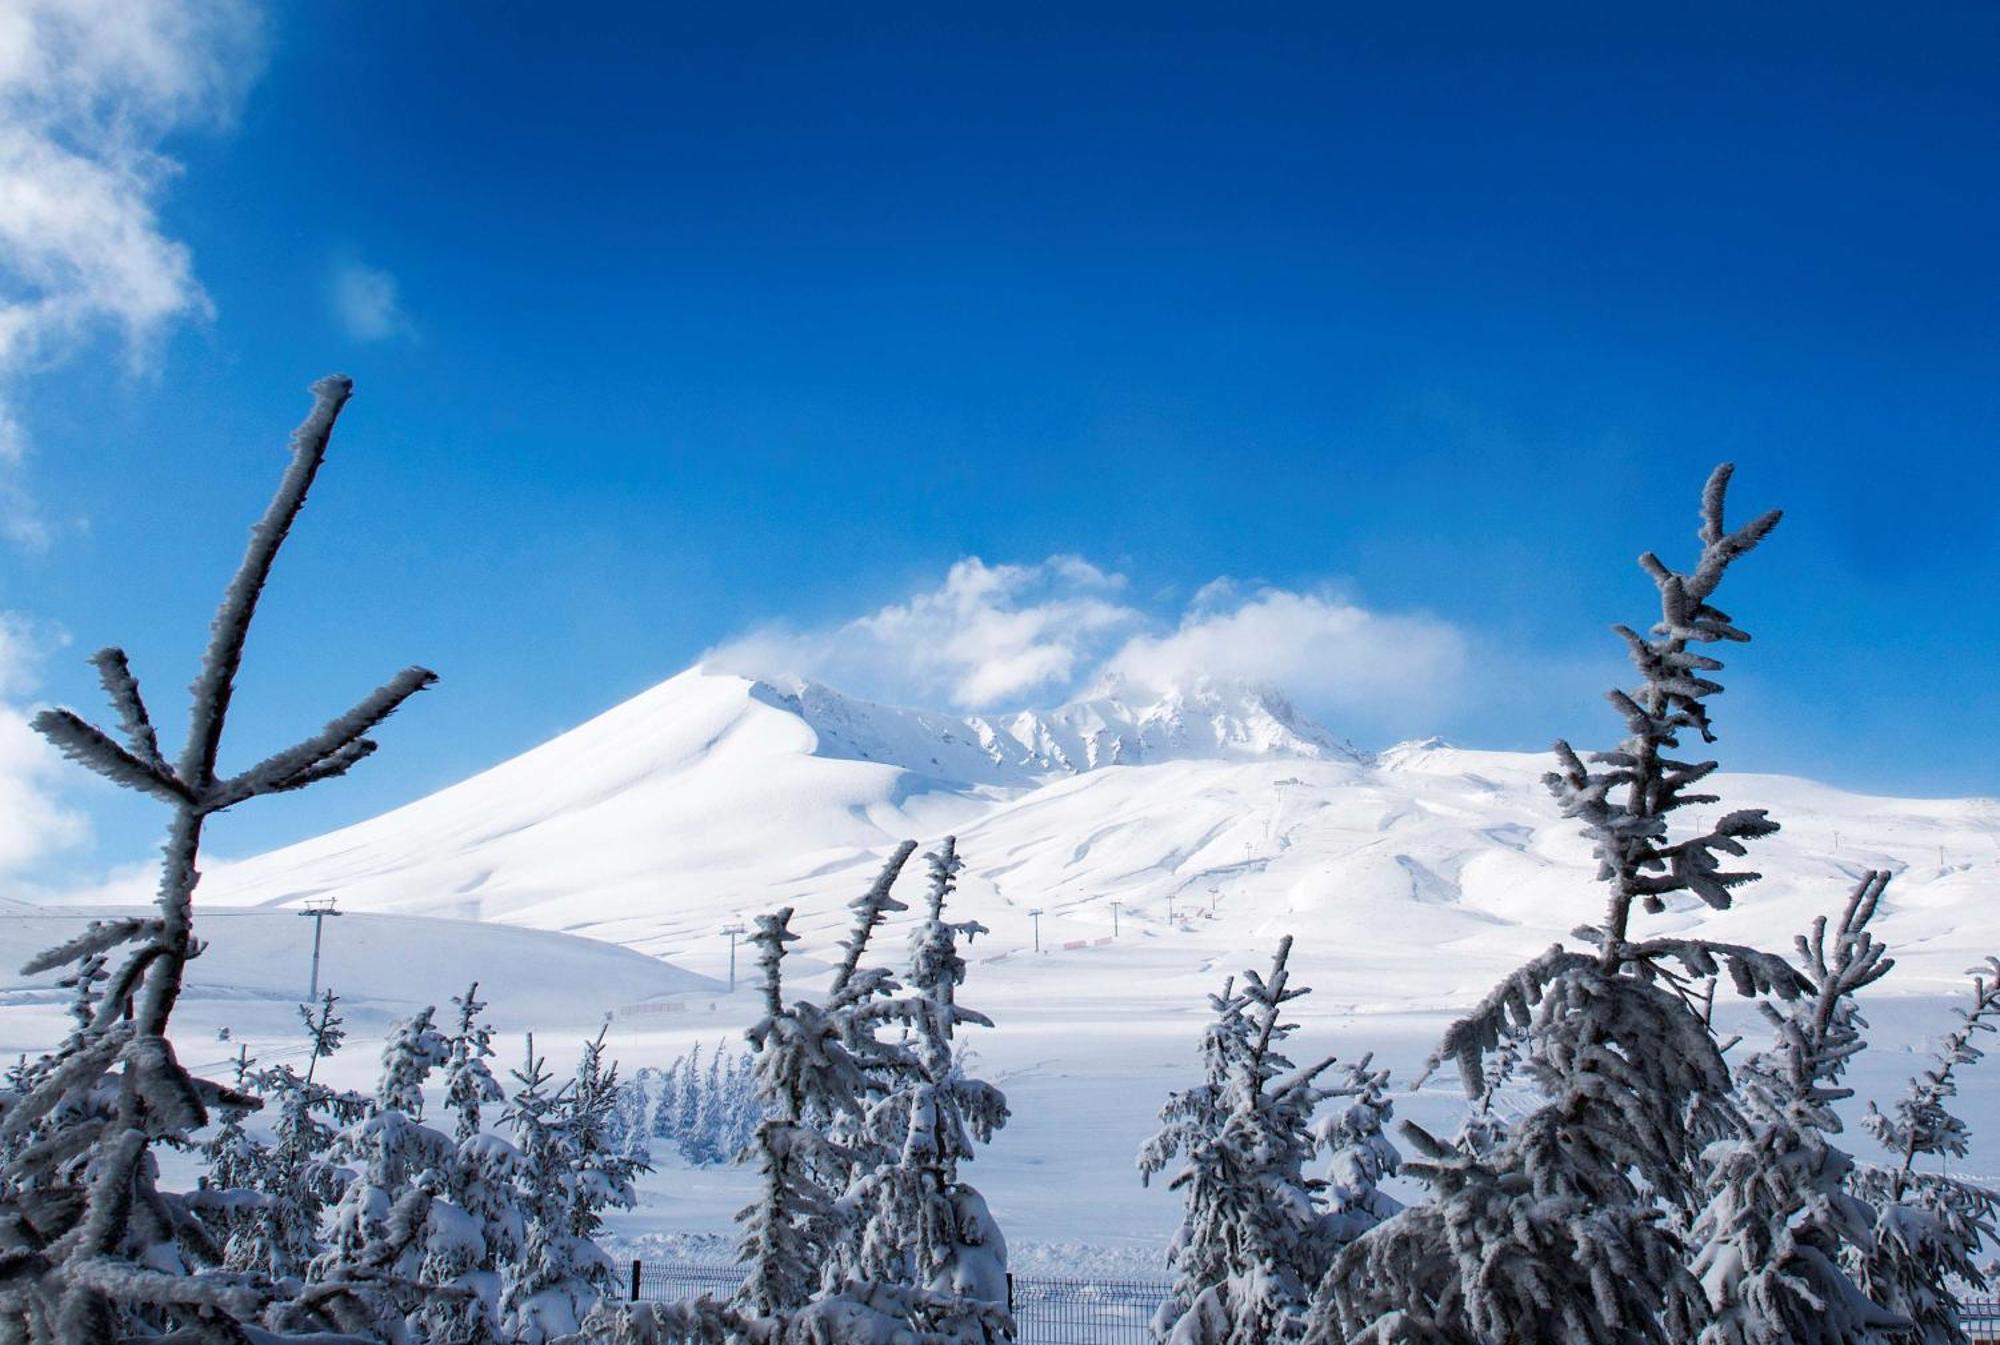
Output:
(1166, 892), (1175, 925)
(1028, 908), (1044, 953)
(1110, 901), (1121, 939)
(721, 922), (747, 993)
(299, 896), (341, 1002)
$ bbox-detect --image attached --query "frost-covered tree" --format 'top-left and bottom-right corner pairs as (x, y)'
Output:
(725, 841), (1015, 1345)
(227, 994), (370, 1281)
(1144, 937), (1344, 1345)
(1316, 1055), (1402, 1250)
(1, 376), (433, 1342)
(1314, 465), (1805, 1345)
(311, 1005), (463, 1336)
(850, 836), (1011, 1307)
(379, 1005), (452, 1119)
(1849, 958), (2000, 1343)
(427, 987), (526, 1345)
(500, 1030), (643, 1344)
(736, 906), (863, 1316)
(565, 1030), (647, 1265)
(613, 1043), (763, 1167)
(1691, 871), (1905, 1344)
(444, 981), (506, 1144)
(677, 1043), (704, 1152)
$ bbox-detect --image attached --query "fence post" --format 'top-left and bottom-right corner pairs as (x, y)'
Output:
(1006, 1271), (1014, 1314)
(630, 1258), (642, 1302)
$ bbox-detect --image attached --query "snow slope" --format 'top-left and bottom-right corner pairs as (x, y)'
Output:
(193, 665), (1999, 1002)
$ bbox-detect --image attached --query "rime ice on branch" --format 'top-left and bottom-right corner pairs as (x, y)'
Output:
(2, 377), (434, 1341)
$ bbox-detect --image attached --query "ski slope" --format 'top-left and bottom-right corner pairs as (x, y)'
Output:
(191, 666), (1998, 1003)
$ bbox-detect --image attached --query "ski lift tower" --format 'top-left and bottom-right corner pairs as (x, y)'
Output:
(298, 895), (342, 1001)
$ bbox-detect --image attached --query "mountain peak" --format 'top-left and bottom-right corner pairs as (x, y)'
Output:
(733, 668), (1359, 783)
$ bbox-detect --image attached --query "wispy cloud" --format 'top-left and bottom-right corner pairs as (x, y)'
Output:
(0, 0), (264, 550)
(1101, 581), (1466, 715)
(703, 555), (1468, 723)
(328, 258), (409, 342)
(0, 613), (88, 875)
(707, 556), (1141, 709)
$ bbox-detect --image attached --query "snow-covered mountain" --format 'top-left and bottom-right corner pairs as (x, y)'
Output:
(192, 665), (2000, 1011)
(765, 673), (1357, 783)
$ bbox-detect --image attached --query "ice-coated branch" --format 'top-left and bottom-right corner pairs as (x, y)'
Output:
(19, 917), (160, 977)
(89, 647), (166, 771)
(208, 665), (438, 808)
(179, 374), (352, 792)
(829, 840), (917, 999)
(30, 707), (194, 805)
(751, 907), (798, 1021)
(1419, 943), (1593, 1095)
(923, 835), (962, 922)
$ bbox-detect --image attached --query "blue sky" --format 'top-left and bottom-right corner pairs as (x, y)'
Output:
(2, 3), (1996, 884)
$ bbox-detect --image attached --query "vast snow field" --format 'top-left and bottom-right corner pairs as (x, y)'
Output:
(16, 666), (2000, 1266)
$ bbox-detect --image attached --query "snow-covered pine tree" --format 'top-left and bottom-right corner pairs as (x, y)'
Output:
(3, 377), (433, 1342)
(563, 1030), (646, 1288)
(444, 980), (506, 1144)
(1314, 465), (1805, 1345)
(650, 1059), (683, 1149)
(737, 905), (861, 1316)
(378, 1005), (452, 1118)
(724, 1050), (761, 1162)
(226, 992), (369, 1281)
(690, 1040), (728, 1165)
(1691, 870), (1906, 1344)
(310, 1004), (466, 1337)
(500, 1029), (644, 1343)
(1316, 1055), (1402, 1250)
(1848, 957), (2000, 1343)
(433, 985), (526, 1345)
(197, 1044), (270, 1267)
(1144, 937), (1342, 1345)
(850, 836), (1012, 1312)
(677, 1043), (704, 1156)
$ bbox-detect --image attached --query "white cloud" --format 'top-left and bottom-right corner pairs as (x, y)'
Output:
(0, 613), (88, 875)
(328, 259), (408, 342)
(1100, 585), (1467, 714)
(0, 0), (264, 549)
(706, 556), (1142, 709)
(704, 555), (1468, 722)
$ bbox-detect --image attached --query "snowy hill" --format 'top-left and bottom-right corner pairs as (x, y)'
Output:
(189, 665), (2000, 1006)
(35, 663), (2000, 1258)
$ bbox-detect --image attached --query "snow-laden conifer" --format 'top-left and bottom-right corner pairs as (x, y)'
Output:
(1691, 871), (1906, 1344)
(736, 906), (861, 1316)
(1314, 465), (1804, 1345)
(1316, 1055), (1402, 1249)
(1, 377), (433, 1342)
(1848, 959), (2000, 1343)
(445, 981), (506, 1144)
(312, 1004), (466, 1336)
(850, 837), (1011, 1309)
(1145, 938), (1344, 1344)
(501, 1032), (640, 1344)
(226, 994), (369, 1282)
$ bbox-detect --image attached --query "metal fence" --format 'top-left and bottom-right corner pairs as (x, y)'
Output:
(630, 1261), (1169, 1345)
(1004, 1275), (1165, 1345)
(629, 1270), (2000, 1344)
